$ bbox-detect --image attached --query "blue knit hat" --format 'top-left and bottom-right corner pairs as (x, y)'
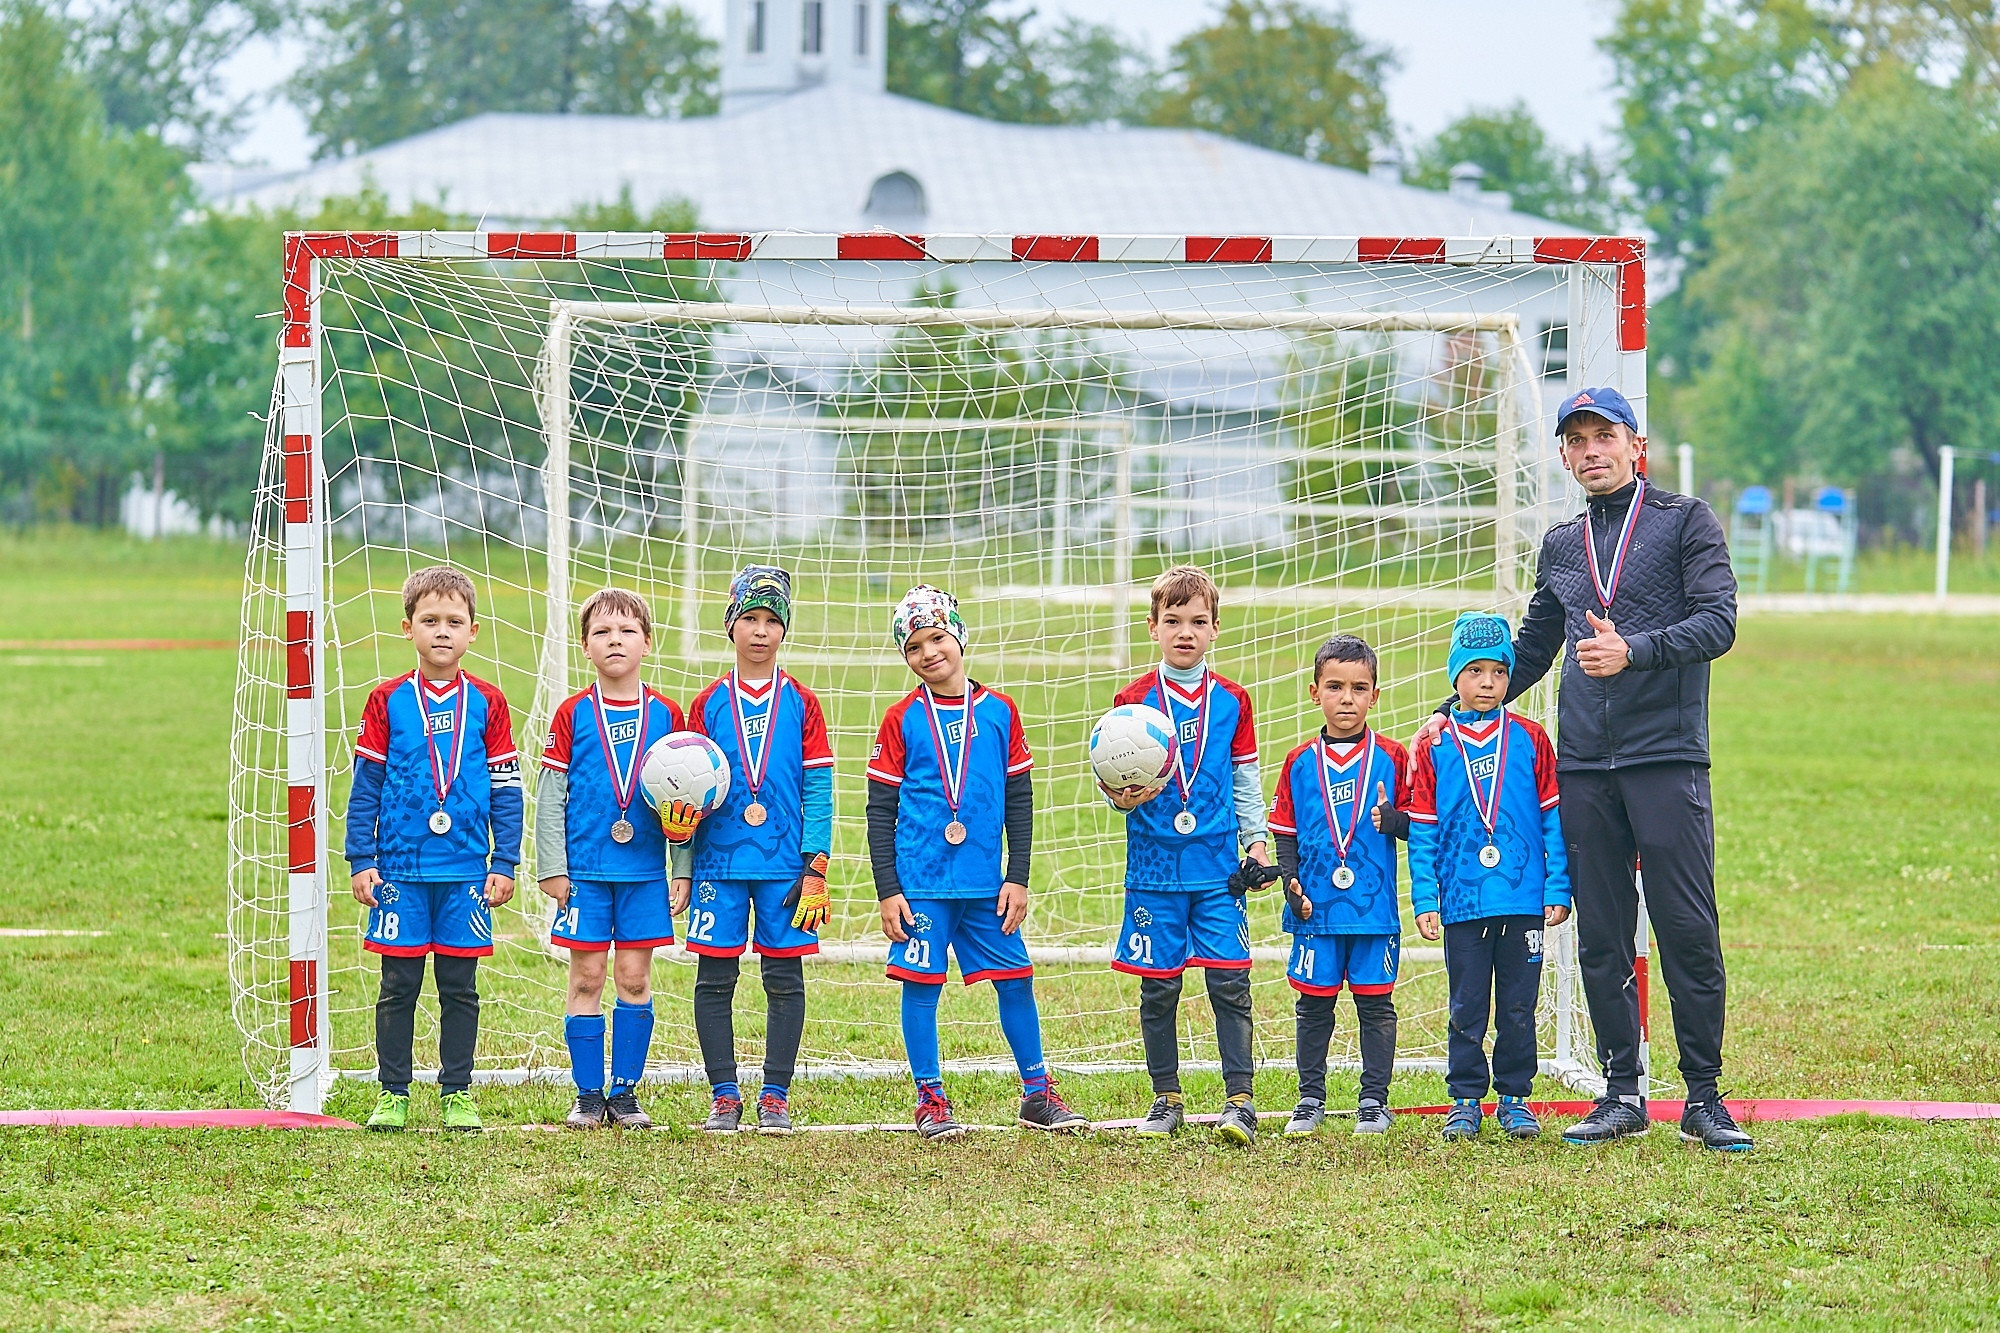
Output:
(1446, 612), (1515, 684)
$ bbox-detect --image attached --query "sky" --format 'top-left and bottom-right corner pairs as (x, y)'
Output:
(221, 0), (1621, 171)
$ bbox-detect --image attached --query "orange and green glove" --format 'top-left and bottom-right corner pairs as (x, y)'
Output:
(784, 852), (832, 933)
(660, 799), (707, 845)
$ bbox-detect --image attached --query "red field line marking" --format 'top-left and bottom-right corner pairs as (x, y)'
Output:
(0, 639), (237, 650)
(1394, 1098), (2000, 1123)
(0, 1109), (359, 1129)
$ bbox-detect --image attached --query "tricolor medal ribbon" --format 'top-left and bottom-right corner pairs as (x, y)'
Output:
(411, 672), (469, 836)
(1447, 710), (1511, 869)
(921, 685), (976, 846)
(1316, 731), (1375, 891)
(591, 685), (650, 844)
(1156, 667), (1211, 836)
(1583, 477), (1647, 609)
(730, 671), (783, 828)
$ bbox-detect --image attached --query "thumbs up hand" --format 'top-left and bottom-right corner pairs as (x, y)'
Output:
(1577, 609), (1632, 678)
(1371, 780), (1410, 840)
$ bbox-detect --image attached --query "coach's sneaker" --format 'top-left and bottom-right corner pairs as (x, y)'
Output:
(1441, 1098), (1483, 1141)
(365, 1090), (410, 1133)
(1282, 1098), (1325, 1138)
(1563, 1095), (1651, 1146)
(1353, 1098), (1392, 1136)
(915, 1086), (967, 1142)
(604, 1089), (655, 1130)
(1217, 1095), (1257, 1147)
(704, 1094), (744, 1134)
(1680, 1098), (1754, 1152)
(1018, 1082), (1090, 1134)
(1134, 1094), (1185, 1138)
(1496, 1096), (1539, 1140)
(565, 1090), (608, 1130)
(756, 1092), (794, 1136)
(439, 1090), (483, 1133)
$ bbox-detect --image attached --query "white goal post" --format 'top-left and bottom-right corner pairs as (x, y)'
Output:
(233, 230), (1650, 1114)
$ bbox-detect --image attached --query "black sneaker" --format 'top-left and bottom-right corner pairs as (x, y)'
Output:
(1134, 1094), (1184, 1137)
(1563, 1095), (1650, 1145)
(604, 1089), (655, 1130)
(915, 1085), (967, 1142)
(1217, 1098), (1257, 1147)
(1018, 1083), (1090, 1134)
(565, 1090), (608, 1130)
(1681, 1098), (1754, 1152)
(704, 1094), (743, 1134)
(757, 1092), (794, 1135)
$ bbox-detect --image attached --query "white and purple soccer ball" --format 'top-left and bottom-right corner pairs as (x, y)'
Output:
(638, 731), (731, 815)
(1088, 703), (1176, 793)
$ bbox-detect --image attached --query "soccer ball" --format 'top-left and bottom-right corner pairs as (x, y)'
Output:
(638, 731), (731, 816)
(1088, 703), (1175, 793)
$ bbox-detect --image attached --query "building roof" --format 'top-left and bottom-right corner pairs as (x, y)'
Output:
(210, 85), (1582, 237)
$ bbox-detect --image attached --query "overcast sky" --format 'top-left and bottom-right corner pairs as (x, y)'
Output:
(221, 0), (1621, 170)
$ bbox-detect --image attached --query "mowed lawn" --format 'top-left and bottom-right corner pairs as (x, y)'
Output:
(0, 530), (1996, 1331)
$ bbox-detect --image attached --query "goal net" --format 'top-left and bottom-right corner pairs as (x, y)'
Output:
(229, 231), (1650, 1113)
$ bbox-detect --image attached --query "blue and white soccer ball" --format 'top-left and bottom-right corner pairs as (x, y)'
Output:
(1088, 703), (1176, 793)
(638, 731), (731, 815)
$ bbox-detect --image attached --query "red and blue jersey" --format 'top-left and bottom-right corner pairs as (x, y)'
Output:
(1408, 708), (1570, 925)
(345, 670), (522, 882)
(867, 684), (1033, 899)
(542, 685), (685, 882)
(1111, 668), (1258, 893)
(1269, 731), (1411, 936)
(684, 671), (835, 880)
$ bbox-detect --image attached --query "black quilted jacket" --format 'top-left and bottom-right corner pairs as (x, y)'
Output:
(1506, 480), (1737, 771)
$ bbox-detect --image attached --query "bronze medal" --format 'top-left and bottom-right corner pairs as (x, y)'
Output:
(611, 819), (635, 844)
(944, 820), (968, 846)
(744, 801), (768, 827)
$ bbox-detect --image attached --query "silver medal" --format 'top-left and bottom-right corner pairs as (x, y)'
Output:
(1332, 864), (1355, 890)
(1173, 810), (1197, 835)
(1479, 843), (1501, 868)
(428, 809), (452, 836)
(611, 819), (636, 844)
(943, 820), (968, 846)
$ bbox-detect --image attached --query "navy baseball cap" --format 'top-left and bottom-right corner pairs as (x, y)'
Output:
(1555, 387), (1639, 436)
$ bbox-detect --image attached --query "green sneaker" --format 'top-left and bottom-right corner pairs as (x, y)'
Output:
(365, 1090), (410, 1132)
(439, 1089), (484, 1133)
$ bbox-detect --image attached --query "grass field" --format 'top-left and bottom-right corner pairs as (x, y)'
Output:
(2, 530), (1998, 1330)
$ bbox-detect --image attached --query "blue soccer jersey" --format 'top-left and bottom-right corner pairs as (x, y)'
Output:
(1408, 708), (1571, 925)
(867, 683), (1033, 899)
(345, 670), (523, 882)
(1112, 668), (1259, 892)
(684, 671), (835, 881)
(541, 685), (686, 881)
(1269, 730), (1412, 936)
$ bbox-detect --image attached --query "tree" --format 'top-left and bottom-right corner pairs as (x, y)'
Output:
(74, 0), (284, 156)
(1040, 16), (1160, 126)
(1152, 0), (1392, 168)
(1405, 103), (1622, 231)
(289, 0), (716, 158)
(887, 0), (1055, 124)
(1683, 66), (2000, 486)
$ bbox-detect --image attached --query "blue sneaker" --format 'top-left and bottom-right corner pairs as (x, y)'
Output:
(1496, 1096), (1540, 1139)
(1441, 1098), (1483, 1141)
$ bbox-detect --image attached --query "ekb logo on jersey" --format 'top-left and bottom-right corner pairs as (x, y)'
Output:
(1179, 718), (1200, 744)
(1328, 778), (1357, 805)
(742, 714), (769, 740)
(944, 718), (967, 745)
(606, 717), (641, 745)
(1469, 753), (1498, 780)
(426, 711), (456, 736)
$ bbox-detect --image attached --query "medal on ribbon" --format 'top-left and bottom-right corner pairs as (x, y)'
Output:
(730, 671), (782, 828)
(1583, 478), (1646, 609)
(1447, 711), (1510, 869)
(1157, 667), (1210, 837)
(591, 685), (650, 844)
(1317, 732), (1374, 891)
(411, 673), (468, 836)
(921, 685), (975, 845)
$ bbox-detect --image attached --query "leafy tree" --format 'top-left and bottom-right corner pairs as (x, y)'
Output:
(1040, 16), (1160, 126)
(1152, 0), (1392, 168)
(887, 0), (1055, 123)
(74, 0), (284, 155)
(1406, 103), (1621, 231)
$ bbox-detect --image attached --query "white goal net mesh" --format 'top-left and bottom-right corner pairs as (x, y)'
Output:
(230, 240), (1618, 1106)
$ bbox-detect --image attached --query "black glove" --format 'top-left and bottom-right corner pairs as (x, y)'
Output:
(1284, 877), (1312, 921)
(1226, 857), (1284, 898)
(1371, 780), (1410, 841)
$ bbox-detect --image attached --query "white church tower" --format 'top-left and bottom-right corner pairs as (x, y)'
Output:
(721, 0), (890, 113)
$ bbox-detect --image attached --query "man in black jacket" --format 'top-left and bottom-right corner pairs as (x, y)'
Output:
(1422, 387), (1753, 1151)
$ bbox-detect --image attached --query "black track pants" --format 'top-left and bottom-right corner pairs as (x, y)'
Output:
(693, 953), (809, 1091)
(1295, 990), (1396, 1105)
(1560, 762), (1727, 1101)
(1138, 968), (1255, 1097)
(376, 953), (480, 1095)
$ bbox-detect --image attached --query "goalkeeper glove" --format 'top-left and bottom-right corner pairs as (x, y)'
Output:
(783, 852), (832, 933)
(1225, 858), (1284, 898)
(1371, 781), (1411, 841)
(1285, 877), (1313, 922)
(660, 799), (707, 845)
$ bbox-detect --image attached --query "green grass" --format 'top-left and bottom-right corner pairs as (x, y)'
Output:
(3, 530), (1999, 1330)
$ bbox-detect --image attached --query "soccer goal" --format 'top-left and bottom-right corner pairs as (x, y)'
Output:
(229, 230), (1651, 1114)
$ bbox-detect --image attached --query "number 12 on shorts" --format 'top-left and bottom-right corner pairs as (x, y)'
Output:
(687, 909), (716, 943)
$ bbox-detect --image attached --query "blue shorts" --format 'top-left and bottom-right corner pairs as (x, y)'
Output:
(1288, 932), (1399, 996)
(683, 878), (820, 959)
(551, 878), (675, 952)
(365, 878), (493, 957)
(885, 897), (1034, 987)
(1112, 887), (1250, 978)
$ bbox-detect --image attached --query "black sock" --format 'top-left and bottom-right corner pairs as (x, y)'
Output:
(374, 953), (426, 1093)
(1206, 968), (1256, 1099)
(1353, 991), (1397, 1106)
(1294, 991), (1336, 1104)
(1138, 974), (1184, 1094)
(758, 955), (806, 1091)
(432, 953), (480, 1096)
(693, 953), (740, 1089)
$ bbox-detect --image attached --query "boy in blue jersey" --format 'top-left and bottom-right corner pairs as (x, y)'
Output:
(867, 584), (1089, 1140)
(678, 566), (835, 1135)
(536, 589), (691, 1130)
(1102, 565), (1273, 1146)
(1408, 613), (1572, 1141)
(1267, 634), (1412, 1138)
(345, 567), (523, 1133)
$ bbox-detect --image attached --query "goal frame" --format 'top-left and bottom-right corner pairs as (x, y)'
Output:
(261, 229), (1649, 1114)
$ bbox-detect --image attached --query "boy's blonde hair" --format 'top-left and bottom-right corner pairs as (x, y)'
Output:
(1148, 564), (1220, 622)
(578, 587), (653, 639)
(402, 566), (477, 620)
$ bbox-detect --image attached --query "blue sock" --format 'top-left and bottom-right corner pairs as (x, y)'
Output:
(994, 976), (1049, 1098)
(564, 1013), (606, 1093)
(713, 1080), (741, 1103)
(761, 1082), (787, 1103)
(382, 1082), (410, 1098)
(610, 997), (654, 1092)
(901, 980), (943, 1087)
